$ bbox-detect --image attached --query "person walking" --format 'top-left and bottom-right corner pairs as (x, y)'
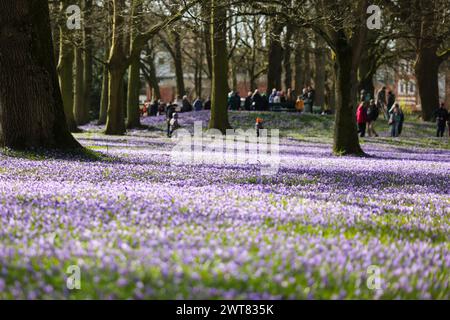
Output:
(169, 113), (180, 137)
(389, 104), (402, 137)
(376, 86), (387, 118)
(387, 91), (396, 113)
(434, 102), (448, 137)
(366, 99), (379, 137)
(166, 104), (176, 137)
(356, 99), (368, 137)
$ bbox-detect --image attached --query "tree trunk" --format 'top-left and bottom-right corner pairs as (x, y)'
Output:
(302, 34), (311, 87)
(105, 0), (127, 135)
(57, 1), (78, 133)
(106, 68), (126, 135)
(314, 35), (326, 108)
(144, 48), (161, 100)
(57, 37), (78, 132)
(202, 1), (213, 80)
(126, 53), (141, 128)
(267, 21), (283, 92)
(98, 63), (109, 125)
(445, 61), (450, 108)
(415, 45), (440, 121)
(126, 1), (142, 129)
(283, 25), (293, 91)
(83, 0), (93, 116)
(209, 0), (231, 133)
(98, 2), (111, 125)
(0, 0), (80, 149)
(294, 36), (303, 95)
(74, 48), (88, 125)
(358, 49), (375, 99)
(333, 46), (363, 155)
(173, 31), (186, 97)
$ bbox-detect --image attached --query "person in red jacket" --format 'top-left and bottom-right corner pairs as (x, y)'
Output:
(356, 99), (368, 137)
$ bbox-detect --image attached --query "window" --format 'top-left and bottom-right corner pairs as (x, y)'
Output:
(409, 83), (415, 94)
(399, 82), (405, 94)
(158, 57), (165, 65)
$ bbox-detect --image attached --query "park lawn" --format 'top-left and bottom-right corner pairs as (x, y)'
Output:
(0, 111), (448, 299)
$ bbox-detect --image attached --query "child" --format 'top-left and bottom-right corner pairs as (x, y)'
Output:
(169, 113), (180, 137)
(255, 117), (264, 137)
(295, 96), (304, 112)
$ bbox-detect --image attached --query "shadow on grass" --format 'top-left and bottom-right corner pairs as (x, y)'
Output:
(0, 147), (118, 163)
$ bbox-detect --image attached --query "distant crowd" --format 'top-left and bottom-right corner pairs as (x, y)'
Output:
(141, 86), (319, 118)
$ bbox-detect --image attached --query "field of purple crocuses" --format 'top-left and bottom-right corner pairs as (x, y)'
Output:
(0, 111), (448, 299)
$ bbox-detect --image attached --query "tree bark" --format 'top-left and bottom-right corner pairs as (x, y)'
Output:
(126, 53), (141, 128)
(209, 0), (231, 133)
(0, 0), (80, 149)
(302, 34), (311, 87)
(294, 35), (303, 95)
(267, 21), (283, 92)
(144, 47), (161, 101)
(445, 61), (450, 108)
(57, 1), (78, 133)
(202, 1), (213, 80)
(314, 35), (326, 108)
(105, 0), (127, 135)
(126, 0), (142, 129)
(83, 0), (93, 117)
(98, 64), (109, 125)
(415, 45), (440, 121)
(74, 47), (89, 125)
(333, 43), (363, 155)
(173, 31), (186, 97)
(283, 25), (293, 91)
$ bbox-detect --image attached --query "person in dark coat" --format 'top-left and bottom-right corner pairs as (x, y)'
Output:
(252, 89), (263, 111)
(435, 102), (448, 137)
(181, 96), (193, 112)
(193, 97), (203, 111)
(366, 99), (379, 137)
(398, 106), (405, 136)
(307, 86), (315, 108)
(261, 93), (269, 111)
(149, 100), (159, 116)
(387, 91), (396, 113)
(204, 97), (211, 110)
(244, 91), (253, 111)
(231, 92), (241, 110)
(166, 104), (176, 137)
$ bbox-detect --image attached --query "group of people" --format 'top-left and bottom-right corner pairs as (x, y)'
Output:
(143, 96), (212, 118)
(358, 86), (450, 138)
(295, 86), (316, 113)
(357, 86), (404, 137)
